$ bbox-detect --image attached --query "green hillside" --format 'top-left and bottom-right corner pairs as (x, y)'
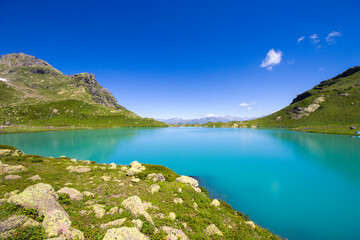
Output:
(0, 53), (166, 132)
(203, 66), (360, 134)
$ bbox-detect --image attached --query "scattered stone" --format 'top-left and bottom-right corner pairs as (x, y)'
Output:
(193, 187), (202, 192)
(130, 161), (145, 170)
(79, 210), (91, 216)
(205, 224), (223, 236)
(176, 176), (199, 188)
(70, 159), (77, 163)
(126, 168), (140, 176)
(64, 182), (73, 186)
(173, 198), (184, 204)
(0, 149), (23, 157)
(80, 160), (91, 164)
(131, 178), (141, 183)
(119, 183), (125, 186)
(103, 227), (149, 240)
(350, 126), (356, 130)
(91, 204), (106, 218)
(101, 176), (111, 181)
(161, 226), (189, 240)
(66, 166), (90, 173)
(42, 209), (71, 237)
(154, 213), (164, 219)
(132, 219), (143, 230)
(193, 202), (198, 208)
(120, 166), (128, 171)
(210, 199), (220, 207)
(57, 187), (83, 201)
(100, 218), (126, 229)
(107, 207), (118, 215)
(147, 173), (166, 182)
(5, 175), (21, 180)
(121, 196), (154, 224)
(168, 212), (176, 220)
(245, 221), (256, 229)
(150, 184), (160, 194)
(178, 188), (182, 193)
(83, 191), (95, 198)
(28, 175), (42, 181)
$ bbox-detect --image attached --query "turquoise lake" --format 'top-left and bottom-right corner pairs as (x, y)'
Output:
(1, 127), (360, 240)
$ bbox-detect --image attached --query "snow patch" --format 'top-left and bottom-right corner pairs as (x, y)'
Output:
(0, 77), (7, 82)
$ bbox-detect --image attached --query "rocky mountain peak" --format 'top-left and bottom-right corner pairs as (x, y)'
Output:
(0, 53), (52, 68)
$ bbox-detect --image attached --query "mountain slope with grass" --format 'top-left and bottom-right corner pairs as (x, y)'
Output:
(204, 66), (360, 134)
(0, 53), (166, 132)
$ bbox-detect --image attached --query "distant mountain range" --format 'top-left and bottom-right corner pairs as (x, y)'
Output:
(157, 115), (258, 124)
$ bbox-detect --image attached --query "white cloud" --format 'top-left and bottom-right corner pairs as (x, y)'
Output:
(206, 114), (218, 117)
(310, 33), (320, 44)
(240, 102), (256, 107)
(326, 31), (341, 44)
(247, 107), (252, 110)
(260, 49), (283, 71)
(297, 36), (305, 43)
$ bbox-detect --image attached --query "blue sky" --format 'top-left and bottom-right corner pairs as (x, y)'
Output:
(1, 0), (359, 119)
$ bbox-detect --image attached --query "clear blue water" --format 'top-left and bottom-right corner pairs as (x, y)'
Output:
(1, 127), (360, 240)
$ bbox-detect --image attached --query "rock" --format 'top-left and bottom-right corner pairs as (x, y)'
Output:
(91, 204), (106, 218)
(245, 221), (256, 229)
(100, 218), (126, 229)
(121, 196), (154, 224)
(150, 184), (160, 194)
(42, 209), (71, 237)
(101, 176), (111, 181)
(107, 207), (118, 215)
(168, 212), (176, 220)
(193, 187), (202, 193)
(66, 166), (90, 173)
(173, 198), (183, 204)
(61, 228), (84, 240)
(205, 224), (223, 236)
(70, 159), (77, 163)
(79, 210), (91, 216)
(161, 226), (189, 240)
(120, 166), (128, 171)
(57, 187), (83, 201)
(5, 174), (21, 180)
(193, 202), (198, 208)
(178, 188), (182, 193)
(154, 213), (164, 219)
(0, 162), (27, 175)
(64, 182), (73, 186)
(176, 176), (199, 188)
(131, 178), (140, 183)
(83, 191), (95, 198)
(130, 161), (145, 170)
(28, 175), (42, 181)
(80, 160), (91, 164)
(132, 219), (143, 230)
(210, 199), (220, 207)
(147, 173), (166, 182)
(4, 190), (19, 198)
(0, 215), (40, 238)
(109, 163), (117, 169)
(0, 149), (23, 157)
(126, 168), (141, 176)
(103, 227), (149, 240)
(8, 183), (67, 217)
(350, 126), (356, 130)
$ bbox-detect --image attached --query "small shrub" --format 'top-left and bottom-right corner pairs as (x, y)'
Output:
(140, 221), (155, 235)
(6, 226), (46, 240)
(199, 187), (209, 196)
(152, 230), (167, 240)
(58, 193), (71, 205)
(0, 144), (17, 151)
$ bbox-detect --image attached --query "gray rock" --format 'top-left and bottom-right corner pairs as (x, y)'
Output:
(8, 183), (67, 217)
(0, 162), (27, 175)
(107, 207), (118, 215)
(161, 226), (189, 240)
(28, 175), (42, 181)
(83, 191), (95, 198)
(42, 209), (71, 237)
(121, 196), (154, 224)
(176, 176), (199, 188)
(5, 175), (21, 180)
(0, 215), (40, 237)
(168, 212), (176, 220)
(101, 176), (111, 181)
(245, 221), (256, 229)
(131, 178), (140, 183)
(173, 198), (183, 204)
(109, 163), (117, 169)
(57, 187), (83, 201)
(350, 126), (356, 130)
(103, 227), (149, 240)
(100, 218), (126, 229)
(66, 166), (90, 173)
(205, 224), (223, 236)
(210, 199), (220, 207)
(131, 219), (143, 230)
(91, 204), (106, 218)
(150, 184), (160, 194)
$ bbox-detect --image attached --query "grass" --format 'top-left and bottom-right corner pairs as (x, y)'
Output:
(0, 145), (280, 239)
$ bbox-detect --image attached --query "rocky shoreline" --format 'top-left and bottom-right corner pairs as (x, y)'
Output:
(0, 145), (280, 239)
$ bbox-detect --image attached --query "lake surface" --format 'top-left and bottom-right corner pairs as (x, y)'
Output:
(1, 127), (360, 240)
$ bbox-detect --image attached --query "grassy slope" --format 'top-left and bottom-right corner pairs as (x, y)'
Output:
(0, 54), (167, 133)
(203, 67), (360, 134)
(0, 145), (279, 239)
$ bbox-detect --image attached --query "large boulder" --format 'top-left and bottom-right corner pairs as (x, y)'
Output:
(161, 226), (189, 240)
(176, 176), (199, 188)
(91, 204), (106, 218)
(103, 227), (149, 240)
(121, 196), (153, 224)
(8, 183), (67, 217)
(42, 209), (71, 237)
(100, 218), (126, 229)
(57, 187), (83, 201)
(210, 199), (220, 207)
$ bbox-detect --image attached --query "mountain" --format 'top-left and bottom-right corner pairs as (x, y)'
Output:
(205, 66), (360, 134)
(0, 53), (166, 131)
(158, 115), (256, 125)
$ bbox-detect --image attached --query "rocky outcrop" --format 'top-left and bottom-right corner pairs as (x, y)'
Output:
(0, 53), (52, 68)
(291, 96), (325, 119)
(121, 196), (154, 224)
(176, 176), (199, 188)
(103, 227), (149, 240)
(71, 73), (123, 109)
(147, 173), (165, 182)
(126, 161), (146, 176)
(57, 187), (83, 201)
